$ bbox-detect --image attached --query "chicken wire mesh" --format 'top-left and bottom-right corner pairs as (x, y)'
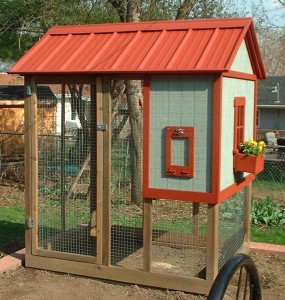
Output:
(37, 83), (95, 256)
(111, 135), (144, 269)
(151, 200), (207, 277)
(110, 136), (208, 276)
(218, 188), (247, 269)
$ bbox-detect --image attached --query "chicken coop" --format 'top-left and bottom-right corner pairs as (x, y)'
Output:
(9, 18), (266, 294)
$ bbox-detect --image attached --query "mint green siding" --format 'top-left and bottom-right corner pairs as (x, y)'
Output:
(231, 41), (254, 74)
(149, 75), (213, 192)
(220, 78), (255, 190)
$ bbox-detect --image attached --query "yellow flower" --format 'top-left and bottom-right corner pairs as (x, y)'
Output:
(260, 141), (266, 147)
(239, 138), (266, 156)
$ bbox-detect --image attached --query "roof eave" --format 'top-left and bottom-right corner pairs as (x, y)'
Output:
(8, 69), (227, 76)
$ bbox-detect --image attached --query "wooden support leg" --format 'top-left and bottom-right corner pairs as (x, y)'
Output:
(206, 203), (219, 282)
(192, 202), (200, 236)
(143, 198), (153, 272)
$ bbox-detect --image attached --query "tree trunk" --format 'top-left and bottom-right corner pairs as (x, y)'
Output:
(125, 80), (143, 204)
(176, 0), (197, 20)
(68, 84), (89, 165)
(108, 0), (198, 203)
(108, 0), (142, 203)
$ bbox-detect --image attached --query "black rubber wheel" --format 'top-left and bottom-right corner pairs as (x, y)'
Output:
(207, 253), (262, 300)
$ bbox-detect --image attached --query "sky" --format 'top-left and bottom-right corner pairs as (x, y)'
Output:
(253, 0), (285, 28)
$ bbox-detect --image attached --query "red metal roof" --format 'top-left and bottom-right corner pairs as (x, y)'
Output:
(9, 18), (266, 78)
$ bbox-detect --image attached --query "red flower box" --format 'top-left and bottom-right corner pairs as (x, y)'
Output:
(233, 153), (265, 174)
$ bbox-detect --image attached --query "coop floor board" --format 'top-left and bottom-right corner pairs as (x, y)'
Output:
(25, 254), (212, 294)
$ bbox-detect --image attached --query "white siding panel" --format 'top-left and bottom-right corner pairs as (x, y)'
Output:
(231, 41), (253, 74)
(220, 77), (255, 190)
(149, 75), (213, 193)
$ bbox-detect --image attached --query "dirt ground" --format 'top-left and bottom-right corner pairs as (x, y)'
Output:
(0, 252), (284, 300)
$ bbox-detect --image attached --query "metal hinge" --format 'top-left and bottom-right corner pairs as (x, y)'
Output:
(26, 217), (34, 229)
(26, 86), (34, 96)
(97, 124), (108, 131)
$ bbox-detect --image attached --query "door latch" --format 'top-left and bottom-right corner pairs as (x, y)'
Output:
(26, 217), (34, 229)
(96, 124), (108, 131)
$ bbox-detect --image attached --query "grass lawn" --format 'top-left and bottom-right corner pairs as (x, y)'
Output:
(1, 202), (284, 257)
(0, 205), (25, 256)
(251, 226), (285, 245)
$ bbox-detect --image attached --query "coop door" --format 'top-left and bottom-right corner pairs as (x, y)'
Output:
(29, 78), (110, 264)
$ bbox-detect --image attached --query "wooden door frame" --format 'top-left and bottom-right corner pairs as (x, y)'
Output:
(24, 75), (112, 264)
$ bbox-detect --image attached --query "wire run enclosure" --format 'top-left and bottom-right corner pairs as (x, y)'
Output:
(22, 75), (251, 295)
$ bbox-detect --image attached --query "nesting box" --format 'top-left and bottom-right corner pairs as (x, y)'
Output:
(8, 18), (266, 294)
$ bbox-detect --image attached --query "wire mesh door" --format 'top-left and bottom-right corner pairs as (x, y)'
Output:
(33, 81), (102, 262)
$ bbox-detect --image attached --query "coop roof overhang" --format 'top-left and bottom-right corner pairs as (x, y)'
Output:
(8, 18), (266, 79)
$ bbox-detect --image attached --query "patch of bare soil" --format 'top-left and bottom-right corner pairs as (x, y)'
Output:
(0, 253), (284, 300)
(0, 182), (25, 207)
(252, 185), (285, 206)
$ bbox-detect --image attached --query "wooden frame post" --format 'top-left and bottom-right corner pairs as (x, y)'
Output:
(206, 203), (220, 282)
(24, 76), (38, 255)
(102, 77), (112, 266)
(143, 198), (153, 272)
(95, 78), (103, 264)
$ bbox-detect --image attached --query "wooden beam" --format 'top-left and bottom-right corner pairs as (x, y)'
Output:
(24, 76), (32, 256)
(34, 75), (98, 84)
(25, 254), (212, 295)
(60, 84), (66, 231)
(102, 77), (112, 266)
(66, 153), (90, 200)
(29, 77), (39, 255)
(96, 78), (104, 264)
(143, 198), (152, 272)
(206, 203), (219, 282)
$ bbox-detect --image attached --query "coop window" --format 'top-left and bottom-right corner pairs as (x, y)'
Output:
(233, 97), (246, 153)
(165, 126), (195, 178)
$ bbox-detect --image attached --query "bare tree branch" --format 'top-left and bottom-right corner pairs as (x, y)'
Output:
(175, 0), (197, 20)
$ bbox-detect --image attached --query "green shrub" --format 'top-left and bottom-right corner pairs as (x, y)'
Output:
(251, 196), (285, 227)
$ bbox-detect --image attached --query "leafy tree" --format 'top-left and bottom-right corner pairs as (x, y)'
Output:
(2, 0), (283, 204)
(0, 0), (117, 61)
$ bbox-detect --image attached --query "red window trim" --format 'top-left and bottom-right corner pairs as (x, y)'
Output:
(165, 126), (195, 178)
(233, 97), (246, 154)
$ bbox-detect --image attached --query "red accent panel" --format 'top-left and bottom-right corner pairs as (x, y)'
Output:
(233, 97), (246, 154)
(143, 187), (218, 203)
(218, 173), (255, 202)
(143, 77), (151, 197)
(144, 172), (255, 204)
(211, 76), (223, 194)
(223, 70), (257, 81)
(165, 126), (195, 178)
(253, 80), (258, 139)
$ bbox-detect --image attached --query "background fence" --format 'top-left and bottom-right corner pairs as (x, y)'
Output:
(0, 131), (284, 205)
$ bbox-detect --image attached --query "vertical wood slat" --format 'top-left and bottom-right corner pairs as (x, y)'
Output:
(24, 76), (32, 255)
(32, 78), (39, 254)
(96, 78), (104, 265)
(206, 204), (220, 282)
(143, 198), (153, 272)
(192, 202), (200, 236)
(60, 85), (66, 231)
(27, 77), (38, 255)
(102, 78), (112, 266)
